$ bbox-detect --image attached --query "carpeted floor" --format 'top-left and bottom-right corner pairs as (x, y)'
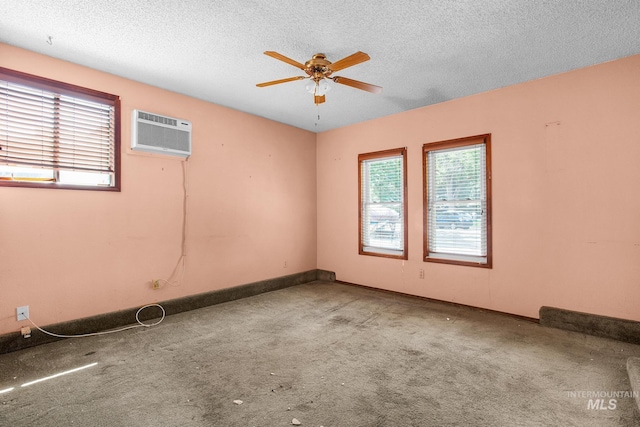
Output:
(0, 281), (638, 426)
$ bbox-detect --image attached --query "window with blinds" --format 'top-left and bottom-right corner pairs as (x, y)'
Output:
(423, 135), (492, 267)
(0, 67), (120, 190)
(359, 147), (407, 259)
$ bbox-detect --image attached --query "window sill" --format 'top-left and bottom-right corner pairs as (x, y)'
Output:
(425, 253), (491, 268)
(361, 246), (407, 260)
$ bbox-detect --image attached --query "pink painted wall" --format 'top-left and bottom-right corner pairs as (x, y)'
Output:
(317, 54), (640, 322)
(0, 44), (317, 335)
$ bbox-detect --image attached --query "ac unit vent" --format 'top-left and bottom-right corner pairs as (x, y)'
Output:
(131, 110), (191, 158)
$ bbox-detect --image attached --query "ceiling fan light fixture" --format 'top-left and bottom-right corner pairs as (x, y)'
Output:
(305, 80), (316, 93)
(317, 79), (330, 96)
(305, 79), (331, 96)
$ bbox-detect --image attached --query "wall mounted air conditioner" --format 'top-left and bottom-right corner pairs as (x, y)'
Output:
(131, 110), (192, 158)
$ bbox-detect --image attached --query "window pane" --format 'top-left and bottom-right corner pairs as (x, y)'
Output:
(59, 170), (112, 186)
(429, 144), (485, 256)
(0, 165), (54, 181)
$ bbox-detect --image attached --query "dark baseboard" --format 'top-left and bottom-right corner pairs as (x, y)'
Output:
(540, 306), (640, 345)
(337, 280), (539, 324)
(339, 281), (640, 346)
(6, 274), (634, 355)
(627, 358), (640, 414)
(0, 269), (335, 354)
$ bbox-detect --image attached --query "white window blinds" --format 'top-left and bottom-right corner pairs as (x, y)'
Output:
(359, 148), (407, 258)
(0, 67), (120, 191)
(0, 68), (119, 189)
(425, 136), (491, 266)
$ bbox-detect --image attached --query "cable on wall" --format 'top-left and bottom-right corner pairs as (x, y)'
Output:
(27, 304), (166, 338)
(157, 158), (189, 289)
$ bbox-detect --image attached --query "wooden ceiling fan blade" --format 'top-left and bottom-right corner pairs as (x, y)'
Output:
(264, 51), (306, 70)
(328, 51), (370, 72)
(256, 76), (305, 87)
(332, 76), (382, 94)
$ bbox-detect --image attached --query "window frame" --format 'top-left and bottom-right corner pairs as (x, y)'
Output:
(358, 147), (408, 260)
(0, 67), (121, 191)
(423, 134), (492, 268)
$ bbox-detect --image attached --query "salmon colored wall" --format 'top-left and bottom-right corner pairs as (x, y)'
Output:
(0, 43), (317, 335)
(317, 54), (640, 322)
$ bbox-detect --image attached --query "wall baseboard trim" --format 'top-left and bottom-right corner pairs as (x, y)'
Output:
(540, 306), (640, 345)
(0, 269), (335, 354)
(627, 358), (640, 414)
(337, 280), (539, 323)
(339, 281), (640, 346)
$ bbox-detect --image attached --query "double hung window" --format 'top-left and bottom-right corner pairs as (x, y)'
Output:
(0, 67), (120, 190)
(423, 135), (491, 267)
(359, 147), (408, 259)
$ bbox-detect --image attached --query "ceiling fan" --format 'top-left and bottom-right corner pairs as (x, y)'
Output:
(256, 51), (382, 105)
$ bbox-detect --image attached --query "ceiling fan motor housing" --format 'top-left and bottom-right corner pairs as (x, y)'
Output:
(305, 53), (332, 80)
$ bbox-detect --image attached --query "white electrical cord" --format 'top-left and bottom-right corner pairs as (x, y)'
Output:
(27, 304), (165, 338)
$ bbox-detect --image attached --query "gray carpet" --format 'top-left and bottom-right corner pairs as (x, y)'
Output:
(1, 281), (638, 426)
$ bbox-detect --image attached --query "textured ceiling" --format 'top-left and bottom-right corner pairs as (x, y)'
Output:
(2, 1), (639, 133)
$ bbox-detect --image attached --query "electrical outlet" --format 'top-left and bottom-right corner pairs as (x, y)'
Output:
(152, 279), (160, 290)
(16, 306), (29, 321)
(419, 269), (425, 279)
